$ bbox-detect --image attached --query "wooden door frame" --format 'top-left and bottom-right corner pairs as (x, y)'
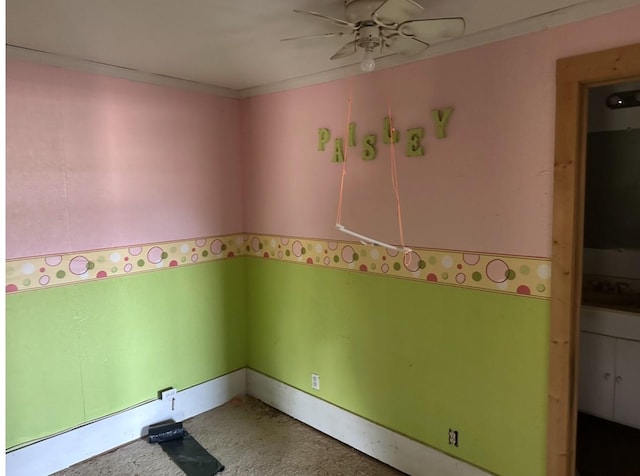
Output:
(547, 42), (640, 476)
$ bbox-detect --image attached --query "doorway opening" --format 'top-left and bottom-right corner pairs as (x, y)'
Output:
(575, 80), (640, 475)
(547, 43), (640, 476)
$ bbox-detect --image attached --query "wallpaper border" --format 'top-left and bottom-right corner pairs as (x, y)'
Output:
(6, 233), (551, 299)
(5, 234), (243, 294)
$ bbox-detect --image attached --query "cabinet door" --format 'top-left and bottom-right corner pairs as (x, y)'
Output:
(578, 332), (616, 419)
(614, 338), (640, 429)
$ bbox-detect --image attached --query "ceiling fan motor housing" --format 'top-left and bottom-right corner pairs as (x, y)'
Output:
(357, 23), (382, 50)
(344, 0), (387, 22)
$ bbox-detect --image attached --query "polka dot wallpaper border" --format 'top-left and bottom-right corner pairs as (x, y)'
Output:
(244, 234), (551, 299)
(6, 233), (551, 299)
(5, 235), (244, 294)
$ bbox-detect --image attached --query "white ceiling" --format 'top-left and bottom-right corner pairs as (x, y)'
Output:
(6, 0), (640, 95)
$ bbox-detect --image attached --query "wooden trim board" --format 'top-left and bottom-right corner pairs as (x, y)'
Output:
(547, 43), (640, 476)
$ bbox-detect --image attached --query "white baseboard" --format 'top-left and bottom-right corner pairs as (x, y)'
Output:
(246, 369), (491, 476)
(7, 369), (491, 476)
(6, 369), (246, 476)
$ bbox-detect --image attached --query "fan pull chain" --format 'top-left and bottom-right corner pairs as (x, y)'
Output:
(335, 91), (353, 226)
(386, 102), (412, 267)
(335, 88), (412, 263)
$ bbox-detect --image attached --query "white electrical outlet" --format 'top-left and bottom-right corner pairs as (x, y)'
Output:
(160, 387), (177, 400)
(448, 429), (459, 447)
(311, 373), (320, 390)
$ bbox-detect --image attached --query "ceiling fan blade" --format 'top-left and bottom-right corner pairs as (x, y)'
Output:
(293, 9), (356, 29)
(281, 32), (345, 42)
(398, 17), (465, 43)
(385, 34), (429, 57)
(330, 40), (358, 60)
(372, 0), (423, 27)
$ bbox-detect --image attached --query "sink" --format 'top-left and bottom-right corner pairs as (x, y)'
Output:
(581, 290), (640, 310)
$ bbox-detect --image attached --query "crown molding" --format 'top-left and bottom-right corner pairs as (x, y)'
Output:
(237, 0), (640, 98)
(6, 45), (239, 98)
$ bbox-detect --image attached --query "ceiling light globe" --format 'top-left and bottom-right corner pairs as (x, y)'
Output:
(360, 56), (375, 72)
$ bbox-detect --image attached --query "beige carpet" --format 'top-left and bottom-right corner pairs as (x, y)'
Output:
(53, 396), (405, 476)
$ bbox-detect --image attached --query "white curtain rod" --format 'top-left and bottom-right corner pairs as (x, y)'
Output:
(336, 224), (412, 254)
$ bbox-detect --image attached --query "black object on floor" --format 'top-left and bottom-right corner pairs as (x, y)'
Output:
(149, 421), (185, 443)
(148, 420), (224, 476)
(160, 431), (224, 476)
(576, 412), (640, 476)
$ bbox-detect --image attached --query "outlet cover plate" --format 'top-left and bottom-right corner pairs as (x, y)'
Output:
(448, 429), (459, 447)
(159, 387), (177, 400)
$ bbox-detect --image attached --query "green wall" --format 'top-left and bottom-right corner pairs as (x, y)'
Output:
(7, 254), (550, 475)
(247, 258), (549, 476)
(6, 259), (247, 449)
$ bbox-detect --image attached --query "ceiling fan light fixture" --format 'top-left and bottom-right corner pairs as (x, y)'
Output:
(360, 48), (376, 72)
(284, 0), (466, 74)
(356, 23), (380, 72)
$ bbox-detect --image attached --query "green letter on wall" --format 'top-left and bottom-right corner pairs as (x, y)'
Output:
(318, 128), (331, 151)
(406, 128), (425, 157)
(383, 117), (399, 144)
(362, 134), (377, 160)
(333, 138), (344, 163)
(348, 122), (356, 147)
(432, 108), (454, 139)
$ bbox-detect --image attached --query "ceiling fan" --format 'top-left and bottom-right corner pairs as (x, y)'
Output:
(281, 0), (465, 72)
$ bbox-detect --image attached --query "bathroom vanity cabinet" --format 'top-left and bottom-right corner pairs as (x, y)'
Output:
(579, 306), (640, 429)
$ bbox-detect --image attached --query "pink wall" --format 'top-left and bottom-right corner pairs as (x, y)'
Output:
(242, 6), (640, 258)
(6, 59), (244, 259)
(7, 6), (640, 261)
